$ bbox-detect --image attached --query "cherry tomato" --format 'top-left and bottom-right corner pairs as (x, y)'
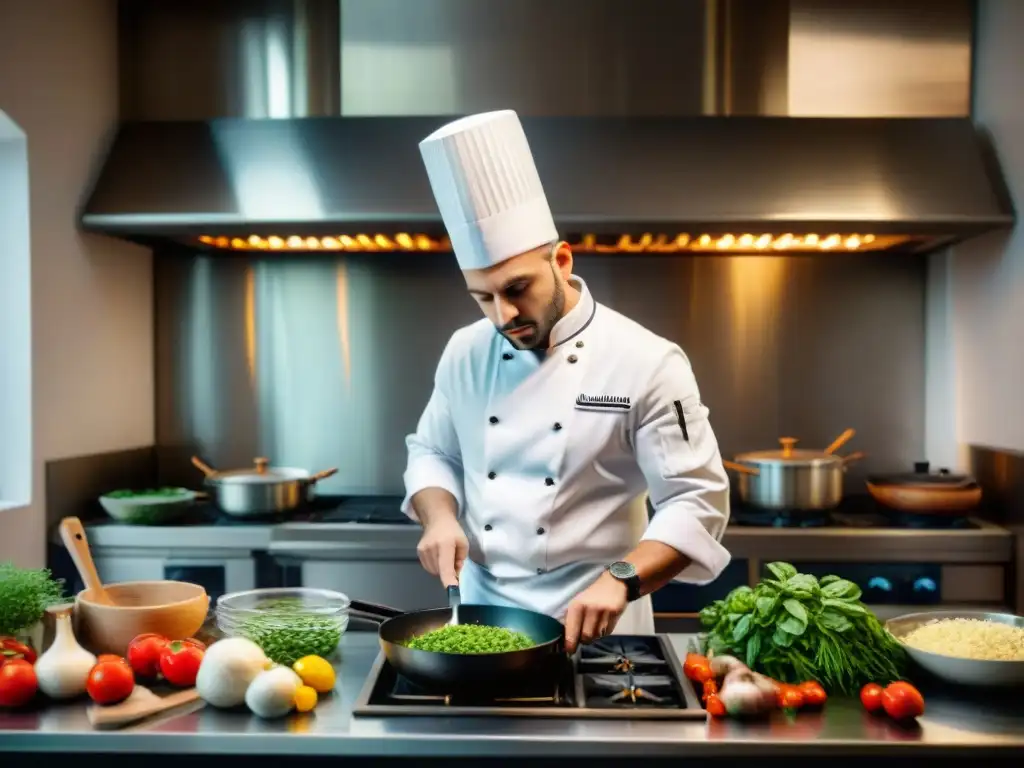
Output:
(683, 653), (710, 681)
(860, 683), (885, 713)
(704, 693), (727, 718)
(779, 686), (805, 709)
(798, 681), (828, 708)
(881, 682), (925, 721)
(0, 659), (38, 708)
(87, 659), (135, 705)
(97, 654), (129, 665)
(159, 640), (205, 687)
(702, 678), (719, 701)
(0, 638), (37, 666)
(127, 633), (168, 679)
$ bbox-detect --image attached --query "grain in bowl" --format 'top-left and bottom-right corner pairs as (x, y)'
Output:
(901, 617), (1024, 661)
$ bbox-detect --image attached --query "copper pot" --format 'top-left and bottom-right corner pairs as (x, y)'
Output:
(865, 462), (982, 515)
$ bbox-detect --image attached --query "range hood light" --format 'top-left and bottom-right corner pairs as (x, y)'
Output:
(193, 232), (911, 254)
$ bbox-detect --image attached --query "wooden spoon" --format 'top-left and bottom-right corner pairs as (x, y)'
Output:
(87, 685), (202, 729)
(59, 516), (116, 606)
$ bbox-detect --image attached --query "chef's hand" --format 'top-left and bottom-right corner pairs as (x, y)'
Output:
(563, 572), (628, 653)
(416, 517), (469, 587)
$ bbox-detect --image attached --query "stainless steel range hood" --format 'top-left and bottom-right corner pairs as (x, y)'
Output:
(80, 114), (1013, 256)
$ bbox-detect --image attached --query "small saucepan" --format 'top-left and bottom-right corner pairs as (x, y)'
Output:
(722, 428), (865, 511)
(866, 461), (983, 515)
(191, 456), (338, 517)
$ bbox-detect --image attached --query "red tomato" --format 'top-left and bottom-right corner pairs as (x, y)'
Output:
(779, 686), (805, 709)
(159, 641), (205, 687)
(704, 693), (727, 718)
(181, 637), (206, 651)
(97, 654), (129, 665)
(0, 659), (37, 708)
(860, 683), (885, 712)
(683, 653), (710, 681)
(87, 660), (135, 705)
(702, 678), (719, 701)
(798, 681), (828, 708)
(127, 633), (168, 678)
(881, 682), (925, 721)
(1, 638), (37, 666)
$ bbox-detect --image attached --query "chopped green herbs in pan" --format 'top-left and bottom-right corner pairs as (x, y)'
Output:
(404, 624), (536, 654)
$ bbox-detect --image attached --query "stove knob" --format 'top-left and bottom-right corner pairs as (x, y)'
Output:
(867, 576), (893, 594)
(912, 577), (938, 595)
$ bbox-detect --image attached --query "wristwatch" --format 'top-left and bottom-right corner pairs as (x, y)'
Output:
(607, 561), (642, 602)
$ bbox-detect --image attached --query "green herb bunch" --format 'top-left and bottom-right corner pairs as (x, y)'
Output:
(699, 562), (906, 695)
(405, 624), (535, 654)
(0, 562), (69, 637)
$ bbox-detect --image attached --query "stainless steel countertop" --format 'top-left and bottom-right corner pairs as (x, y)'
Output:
(2, 632), (1023, 757)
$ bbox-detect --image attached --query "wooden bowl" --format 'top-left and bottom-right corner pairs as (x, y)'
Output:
(74, 580), (209, 655)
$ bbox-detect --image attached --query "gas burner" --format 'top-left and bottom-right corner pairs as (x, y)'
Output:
(581, 637), (667, 669)
(884, 511), (972, 530)
(582, 673), (682, 708)
(732, 507), (831, 528)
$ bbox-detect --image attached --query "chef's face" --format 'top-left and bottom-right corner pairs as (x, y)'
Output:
(464, 241), (574, 350)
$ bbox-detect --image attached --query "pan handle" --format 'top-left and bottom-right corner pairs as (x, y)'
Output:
(348, 599), (405, 624)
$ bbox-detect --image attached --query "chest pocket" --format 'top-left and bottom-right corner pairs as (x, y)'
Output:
(653, 399), (711, 478)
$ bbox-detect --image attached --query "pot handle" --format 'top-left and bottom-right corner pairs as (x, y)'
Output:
(841, 451), (866, 465)
(191, 456), (218, 478)
(824, 428), (856, 455)
(723, 460), (760, 476)
(349, 599), (404, 624)
(305, 468), (339, 485)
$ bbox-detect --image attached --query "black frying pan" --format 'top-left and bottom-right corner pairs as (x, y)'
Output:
(349, 586), (566, 695)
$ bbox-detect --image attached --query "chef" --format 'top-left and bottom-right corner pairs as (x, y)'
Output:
(402, 109), (731, 652)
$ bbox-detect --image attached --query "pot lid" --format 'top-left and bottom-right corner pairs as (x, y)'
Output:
(734, 437), (845, 465)
(867, 461), (976, 488)
(209, 458), (309, 484)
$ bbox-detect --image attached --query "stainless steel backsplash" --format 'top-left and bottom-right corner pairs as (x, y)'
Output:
(154, 252), (927, 494)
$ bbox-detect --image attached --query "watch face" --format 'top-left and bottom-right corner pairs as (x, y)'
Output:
(609, 561), (637, 580)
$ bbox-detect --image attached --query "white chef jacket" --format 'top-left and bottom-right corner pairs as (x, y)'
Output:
(401, 275), (731, 634)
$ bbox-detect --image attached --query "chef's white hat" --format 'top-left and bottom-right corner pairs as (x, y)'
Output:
(418, 110), (558, 270)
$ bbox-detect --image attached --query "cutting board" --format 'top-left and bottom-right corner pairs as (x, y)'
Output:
(87, 684), (203, 729)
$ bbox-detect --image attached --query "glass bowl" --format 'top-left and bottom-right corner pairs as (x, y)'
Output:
(215, 587), (351, 665)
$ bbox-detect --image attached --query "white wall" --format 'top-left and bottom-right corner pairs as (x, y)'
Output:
(0, 0), (154, 567)
(926, 0), (1024, 466)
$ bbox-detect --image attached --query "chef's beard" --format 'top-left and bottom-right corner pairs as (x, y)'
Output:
(499, 261), (566, 351)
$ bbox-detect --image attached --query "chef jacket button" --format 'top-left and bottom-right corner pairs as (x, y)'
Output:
(544, 477), (555, 486)
(489, 416), (499, 424)
(567, 354), (578, 364)
(488, 471), (497, 480)
(536, 527), (545, 535)
(553, 422), (562, 431)
(502, 352), (513, 360)
(575, 340), (584, 348)
(484, 524), (493, 531)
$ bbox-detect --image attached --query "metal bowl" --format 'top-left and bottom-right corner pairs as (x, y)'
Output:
(885, 610), (1024, 688)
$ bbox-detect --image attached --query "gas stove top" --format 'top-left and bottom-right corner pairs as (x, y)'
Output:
(731, 494), (983, 529)
(351, 635), (705, 719)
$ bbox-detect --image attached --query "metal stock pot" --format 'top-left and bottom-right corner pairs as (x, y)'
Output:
(722, 428), (864, 511)
(191, 456), (338, 517)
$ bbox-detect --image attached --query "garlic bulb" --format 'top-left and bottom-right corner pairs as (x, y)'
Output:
(245, 666), (302, 719)
(34, 605), (97, 699)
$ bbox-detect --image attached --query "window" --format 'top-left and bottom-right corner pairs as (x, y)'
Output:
(0, 110), (32, 509)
